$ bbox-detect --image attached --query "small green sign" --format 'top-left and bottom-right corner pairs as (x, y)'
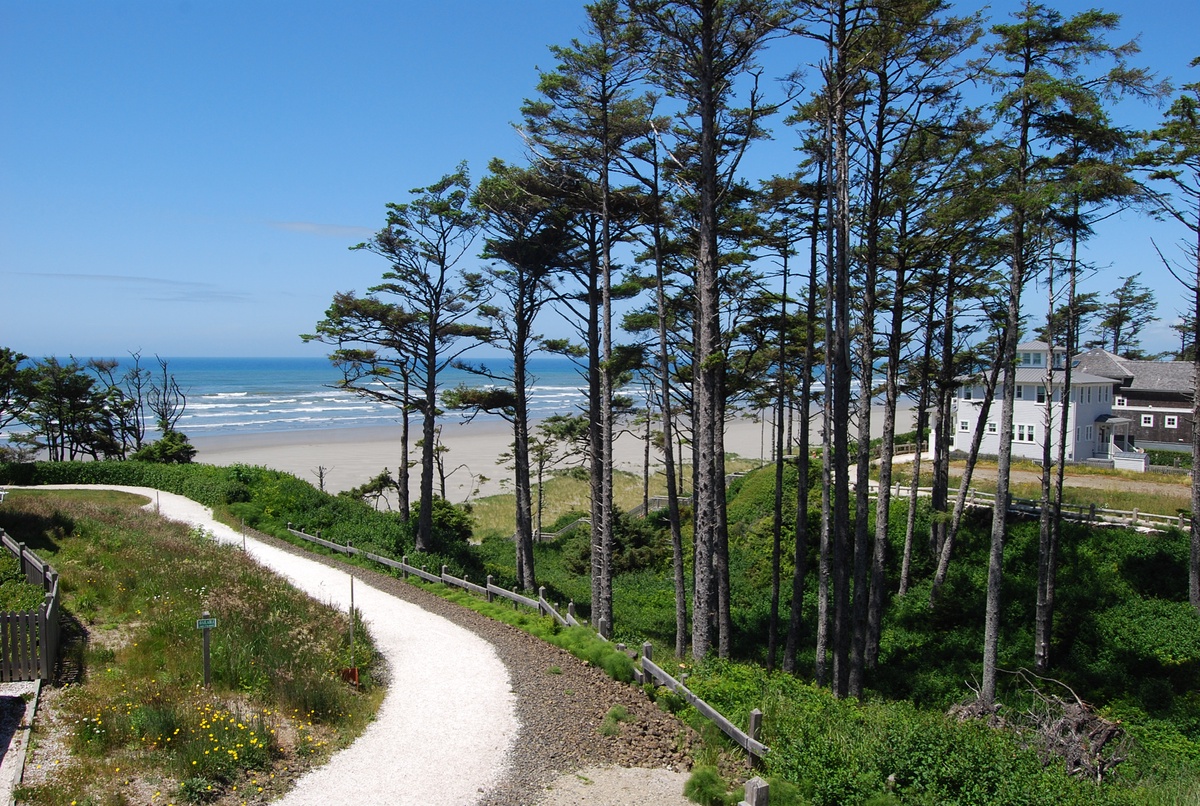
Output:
(196, 617), (218, 630)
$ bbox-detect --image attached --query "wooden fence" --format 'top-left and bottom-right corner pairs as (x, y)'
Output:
(865, 480), (1189, 532)
(638, 642), (768, 765)
(283, 523), (765, 764)
(0, 529), (60, 682)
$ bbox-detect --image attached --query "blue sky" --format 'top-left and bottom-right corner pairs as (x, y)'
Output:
(1, 1), (1196, 359)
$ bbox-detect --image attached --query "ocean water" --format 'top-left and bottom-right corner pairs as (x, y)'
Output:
(107, 356), (592, 438)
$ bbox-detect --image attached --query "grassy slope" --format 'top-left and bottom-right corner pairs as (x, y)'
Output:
(0, 490), (384, 806)
(473, 462), (1200, 805)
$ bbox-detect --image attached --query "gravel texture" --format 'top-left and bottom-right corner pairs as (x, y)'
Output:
(24, 486), (695, 805)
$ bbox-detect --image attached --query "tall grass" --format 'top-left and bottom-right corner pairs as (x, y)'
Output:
(0, 490), (384, 806)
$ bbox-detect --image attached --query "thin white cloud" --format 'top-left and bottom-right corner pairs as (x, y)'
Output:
(3, 271), (254, 303)
(269, 221), (375, 239)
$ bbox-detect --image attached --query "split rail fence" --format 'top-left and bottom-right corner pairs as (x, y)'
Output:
(0, 528), (60, 681)
(284, 523), (768, 766)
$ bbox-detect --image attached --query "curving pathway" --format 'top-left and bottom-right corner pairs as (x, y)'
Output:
(28, 486), (520, 806)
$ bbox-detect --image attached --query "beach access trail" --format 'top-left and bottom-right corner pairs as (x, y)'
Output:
(20, 486), (693, 805)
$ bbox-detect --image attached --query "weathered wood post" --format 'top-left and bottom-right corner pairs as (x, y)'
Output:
(1132, 508), (1139, 526)
(486, 575), (494, 603)
(748, 709), (763, 770)
(538, 586), (547, 616)
(638, 641), (653, 686)
(512, 587), (519, 610)
(1089, 503), (1097, 522)
(740, 776), (769, 806)
(401, 556), (409, 579)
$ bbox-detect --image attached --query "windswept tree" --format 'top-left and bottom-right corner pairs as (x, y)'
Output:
(976, 2), (1158, 707)
(631, 0), (796, 660)
(1091, 273), (1160, 358)
(308, 165), (489, 553)
(445, 160), (574, 590)
(1140, 59), (1200, 611)
(0, 348), (31, 437)
(521, 0), (648, 636)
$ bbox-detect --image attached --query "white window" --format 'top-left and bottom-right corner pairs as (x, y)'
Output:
(1015, 385), (1024, 400)
(1086, 426), (1093, 441)
(1036, 385), (1046, 404)
(959, 420), (970, 432)
(1166, 416), (1179, 429)
(1141, 414), (1154, 427)
(986, 422), (998, 434)
(1115, 396), (1126, 406)
(1014, 424), (1037, 442)
(962, 385), (973, 400)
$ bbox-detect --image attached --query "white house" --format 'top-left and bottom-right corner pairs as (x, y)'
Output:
(948, 341), (1149, 472)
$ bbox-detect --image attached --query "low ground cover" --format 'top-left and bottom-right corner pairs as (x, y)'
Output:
(0, 490), (384, 806)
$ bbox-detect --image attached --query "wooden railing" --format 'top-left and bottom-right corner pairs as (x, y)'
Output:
(864, 481), (1189, 531)
(638, 642), (768, 765)
(0, 529), (60, 681)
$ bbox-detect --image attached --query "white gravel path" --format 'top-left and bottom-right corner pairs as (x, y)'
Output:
(29, 486), (519, 806)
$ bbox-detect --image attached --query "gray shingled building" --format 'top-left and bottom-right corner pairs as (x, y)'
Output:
(1073, 348), (1195, 451)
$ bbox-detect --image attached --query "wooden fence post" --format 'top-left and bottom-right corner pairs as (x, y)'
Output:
(486, 575), (494, 603)
(1132, 508), (1139, 526)
(1089, 503), (1096, 521)
(748, 709), (763, 770)
(538, 586), (547, 616)
(401, 556), (409, 579)
(740, 776), (769, 806)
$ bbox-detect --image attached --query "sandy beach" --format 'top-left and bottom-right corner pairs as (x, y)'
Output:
(192, 404), (915, 503)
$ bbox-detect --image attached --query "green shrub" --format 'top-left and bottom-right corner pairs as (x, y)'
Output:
(684, 766), (736, 806)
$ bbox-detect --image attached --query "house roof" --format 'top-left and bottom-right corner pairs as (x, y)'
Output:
(1016, 340), (1065, 353)
(956, 367), (1116, 386)
(1073, 348), (1194, 394)
(1011, 367), (1114, 385)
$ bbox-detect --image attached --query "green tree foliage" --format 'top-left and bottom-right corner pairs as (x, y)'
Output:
(1091, 273), (1160, 358)
(1139, 58), (1200, 613)
(130, 430), (197, 464)
(308, 164), (489, 553)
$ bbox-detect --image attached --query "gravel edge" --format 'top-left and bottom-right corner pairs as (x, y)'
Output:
(241, 528), (696, 805)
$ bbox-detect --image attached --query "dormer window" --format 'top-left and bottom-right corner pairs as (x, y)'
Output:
(1020, 352), (1044, 367)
